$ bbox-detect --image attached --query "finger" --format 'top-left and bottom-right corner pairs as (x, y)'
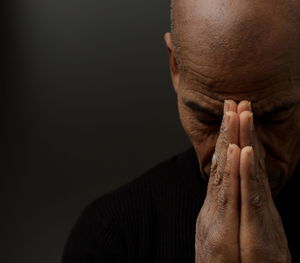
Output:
(218, 111), (239, 146)
(240, 146), (266, 219)
(224, 99), (238, 113)
(223, 144), (241, 209)
(237, 100), (251, 115)
(216, 103), (239, 154)
(240, 115), (272, 201)
(211, 111), (239, 183)
(239, 111), (254, 148)
(209, 101), (239, 183)
(207, 100), (239, 193)
(208, 144), (240, 211)
(217, 99), (238, 150)
(240, 109), (266, 168)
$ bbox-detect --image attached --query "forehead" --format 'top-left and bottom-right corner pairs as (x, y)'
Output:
(174, 0), (300, 102)
(182, 62), (297, 99)
(180, 77), (300, 118)
(179, 61), (300, 116)
(175, 0), (297, 85)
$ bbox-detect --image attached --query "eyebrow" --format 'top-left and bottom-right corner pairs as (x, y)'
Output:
(183, 98), (300, 119)
(183, 99), (222, 118)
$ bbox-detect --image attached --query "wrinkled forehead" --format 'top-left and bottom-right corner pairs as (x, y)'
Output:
(173, 0), (300, 96)
(175, 0), (293, 66)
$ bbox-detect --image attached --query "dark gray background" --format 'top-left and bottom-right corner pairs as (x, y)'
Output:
(1, 1), (190, 262)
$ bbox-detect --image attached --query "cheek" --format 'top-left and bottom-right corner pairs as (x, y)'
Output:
(178, 106), (219, 176)
(256, 122), (300, 189)
(257, 119), (300, 162)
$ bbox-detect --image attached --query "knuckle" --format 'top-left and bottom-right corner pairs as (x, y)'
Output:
(195, 215), (238, 262)
(197, 239), (231, 261)
(210, 153), (218, 175)
(223, 162), (231, 179)
(206, 240), (223, 252)
(216, 157), (230, 176)
(216, 188), (229, 208)
(213, 158), (228, 185)
(248, 192), (263, 209)
(242, 244), (291, 263)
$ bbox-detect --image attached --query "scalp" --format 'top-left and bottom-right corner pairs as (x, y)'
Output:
(171, 0), (300, 73)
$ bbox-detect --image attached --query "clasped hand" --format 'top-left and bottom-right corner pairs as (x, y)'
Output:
(195, 100), (291, 263)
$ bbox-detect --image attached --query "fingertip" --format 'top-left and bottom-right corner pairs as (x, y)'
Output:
(240, 146), (254, 173)
(241, 146), (253, 156)
(237, 100), (252, 114)
(224, 100), (230, 112)
(232, 143), (241, 156)
(229, 143), (240, 151)
(227, 143), (234, 159)
(245, 145), (253, 153)
(224, 100), (237, 113)
(233, 144), (241, 154)
(227, 144), (240, 161)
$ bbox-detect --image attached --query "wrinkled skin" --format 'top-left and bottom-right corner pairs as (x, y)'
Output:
(195, 100), (291, 262)
(164, 0), (300, 262)
(195, 101), (240, 263)
(167, 0), (300, 197)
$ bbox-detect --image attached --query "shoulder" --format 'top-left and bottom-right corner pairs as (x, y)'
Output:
(89, 148), (190, 223)
(87, 146), (201, 221)
(71, 146), (199, 231)
(62, 147), (202, 262)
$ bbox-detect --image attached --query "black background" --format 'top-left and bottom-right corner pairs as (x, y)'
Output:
(1, 1), (190, 262)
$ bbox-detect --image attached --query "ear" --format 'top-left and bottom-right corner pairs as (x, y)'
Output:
(164, 32), (180, 94)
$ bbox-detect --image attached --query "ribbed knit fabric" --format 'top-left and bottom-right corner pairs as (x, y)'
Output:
(62, 147), (299, 263)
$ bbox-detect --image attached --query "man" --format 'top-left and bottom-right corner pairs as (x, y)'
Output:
(62, 0), (300, 262)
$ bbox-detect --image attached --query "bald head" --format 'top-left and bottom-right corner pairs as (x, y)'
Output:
(165, 0), (300, 192)
(170, 0), (300, 84)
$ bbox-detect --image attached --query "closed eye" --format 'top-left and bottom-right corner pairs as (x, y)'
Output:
(254, 99), (299, 125)
(183, 99), (223, 126)
(256, 109), (293, 125)
(196, 113), (222, 125)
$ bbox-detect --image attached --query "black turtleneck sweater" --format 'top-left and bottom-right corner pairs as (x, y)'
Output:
(62, 147), (299, 262)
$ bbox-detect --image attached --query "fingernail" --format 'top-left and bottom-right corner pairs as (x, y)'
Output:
(227, 144), (234, 160)
(224, 100), (230, 112)
(224, 112), (231, 129)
